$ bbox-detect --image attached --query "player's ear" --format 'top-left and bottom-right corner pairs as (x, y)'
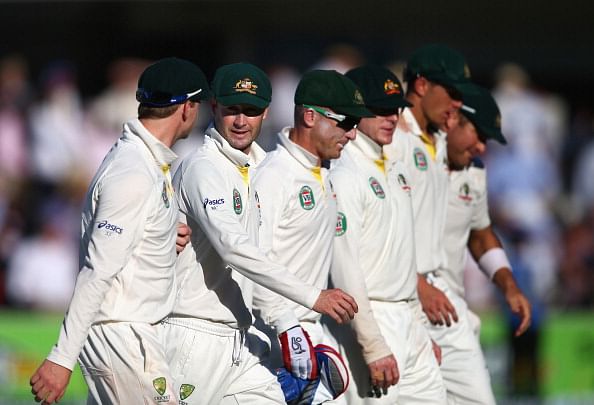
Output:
(413, 76), (429, 97)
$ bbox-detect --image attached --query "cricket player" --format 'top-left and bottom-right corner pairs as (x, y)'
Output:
(252, 69), (372, 403)
(30, 57), (210, 404)
(163, 63), (358, 404)
(383, 44), (477, 328)
(436, 84), (531, 404)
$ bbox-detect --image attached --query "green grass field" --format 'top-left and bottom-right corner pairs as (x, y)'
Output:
(1, 310), (593, 403)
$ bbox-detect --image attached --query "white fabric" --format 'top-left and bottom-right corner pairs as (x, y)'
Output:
(172, 126), (320, 329)
(425, 274), (496, 405)
(252, 128), (336, 327)
(329, 131), (417, 364)
(478, 247), (512, 280)
(162, 318), (285, 404)
(443, 164), (491, 296)
(48, 118), (179, 371)
(384, 108), (450, 275)
(80, 322), (177, 404)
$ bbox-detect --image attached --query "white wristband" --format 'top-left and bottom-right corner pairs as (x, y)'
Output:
(273, 310), (301, 335)
(478, 247), (511, 280)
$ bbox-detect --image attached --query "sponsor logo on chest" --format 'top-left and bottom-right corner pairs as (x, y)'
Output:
(335, 212), (347, 236)
(233, 188), (243, 215)
(413, 147), (428, 171)
(397, 173), (412, 194)
(299, 185), (316, 210)
(203, 197), (225, 209)
(97, 220), (123, 236)
(368, 177), (386, 199)
(458, 182), (473, 204)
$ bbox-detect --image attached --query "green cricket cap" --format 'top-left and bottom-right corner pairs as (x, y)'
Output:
(294, 70), (374, 118)
(460, 84), (506, 144)
(136, 57), (210, 107)
(345, 65), (412, 111)
(211, 62), (271, 109)
(404, 44), (476, 97)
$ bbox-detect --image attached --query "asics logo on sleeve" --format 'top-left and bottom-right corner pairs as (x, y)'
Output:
(203, 197), (225, 209)
(97, 220), (123, 234)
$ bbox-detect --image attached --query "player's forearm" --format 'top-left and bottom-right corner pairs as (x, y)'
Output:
(492, 268), (521, 296)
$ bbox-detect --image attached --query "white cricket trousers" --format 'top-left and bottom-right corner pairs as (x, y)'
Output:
(325, 299), (447, 405)
(79, 322), (177, 404)
(161, 317), (285, 405)
(426, 273), (497, 405)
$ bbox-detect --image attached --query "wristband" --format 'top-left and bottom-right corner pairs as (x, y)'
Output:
(478, 247), (511, 280)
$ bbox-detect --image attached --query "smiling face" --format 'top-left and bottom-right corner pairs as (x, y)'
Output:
(212, 101), (268, 154)
(447, 113), (487, 169)
(309, 108), (358, 160)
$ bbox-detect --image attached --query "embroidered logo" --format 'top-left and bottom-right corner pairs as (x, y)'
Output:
(397, 173), (411, 193)
(234, 78), (258, 94)
(413, 147), (428, 171)
(368, 177), (386, 199)
(152, 377), (171, 402)
(384, 79), (401, 95)
(299, 185), (315, 210)
(233, 188), (243, 215)
(336, 212), (347, 236)
(97, 220), (123, 235)
(458, 183), (472, 203)
(161, 181), (170, 208)
(354, 89), (365, 105)
(203, 197), (225, 209)
(180, 384), (195, 401)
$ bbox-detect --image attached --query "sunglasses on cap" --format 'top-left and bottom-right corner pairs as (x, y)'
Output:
(136, 88), (203, 107)
(303, 104), (360, 131)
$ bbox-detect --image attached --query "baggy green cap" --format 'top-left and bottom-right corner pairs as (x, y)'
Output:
(294, 70), (374, 118)
(211, 62), (271, 109)
(345, 65), (412, 110)
(404, 44), (476, 97)
(136, 57), (210, 106)
(460, 84), (507, 144)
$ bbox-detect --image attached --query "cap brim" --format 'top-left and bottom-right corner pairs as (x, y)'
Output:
(216, 93), (269, 109)
(367, 97), (413, 110)
(478, 125), (507, 144)
(333, 105), (375, 118)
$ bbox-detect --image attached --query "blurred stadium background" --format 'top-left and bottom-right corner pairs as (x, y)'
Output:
(1, 1), (593, 404)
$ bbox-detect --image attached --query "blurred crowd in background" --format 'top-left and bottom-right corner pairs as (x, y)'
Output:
(0, 44), (593, 319)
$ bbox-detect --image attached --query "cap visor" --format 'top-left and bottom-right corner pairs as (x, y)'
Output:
(216, 93), (269, 109)
(480, 126), (507, 144)
(334, 105), (375, 118)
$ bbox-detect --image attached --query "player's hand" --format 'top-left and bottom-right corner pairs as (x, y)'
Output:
(417, 276), (458, 326)
(312, 289), (358, 324)
(368, 354), (399, 391)
(431, 339), (442, 365)
(30, 359), (72, 404)
(505, 287), (532, 337)
(176, 222), (191, 254)
(279, 326), (318, 380)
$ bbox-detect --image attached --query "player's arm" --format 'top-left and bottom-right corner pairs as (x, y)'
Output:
(468, 227), (531, 336)
(177, 160), (357, 322)
(330, 169), (398, 389)
(32, 170), (152, 402)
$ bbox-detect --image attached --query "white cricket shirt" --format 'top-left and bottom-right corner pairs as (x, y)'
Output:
(172, 126), (320, 329)
(330, 131), (418, 363)
(47, 119), (178, 371)
(384, 108), (450, 275)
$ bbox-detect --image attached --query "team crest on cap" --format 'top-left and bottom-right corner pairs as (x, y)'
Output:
(233, 188), (243, 214)
(458, 183), (472, 204)
(354, 89), (365, 105)
(495, 114), (502, 128)
(464, 64), (471, 79)
(180, 384), (195, 401)
(413, 148), (428, 171)
(234, 78), (258, 94)
(368, 177), (386, 199)
(336, 212), (347, 236)
(397, 173), (411, 193)
(384, 79), (401, 95)
(299, 185), (315, 210)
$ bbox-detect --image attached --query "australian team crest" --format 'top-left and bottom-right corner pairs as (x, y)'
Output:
(233, 188), (243, 214)
(180, 384), (195, 401)
(384, 79), (402, 95)
(413, 147), (428, 171)
(397, 173), (411, 193)
(336, 212), (347, 236)
(234, 78), (258, 94)
(161, 181), (170, 208)
(458, 183), (472, 204)
(299, 185), (315, 210)
(368, 177), (386, 199)
(152, 377), (171, 402)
